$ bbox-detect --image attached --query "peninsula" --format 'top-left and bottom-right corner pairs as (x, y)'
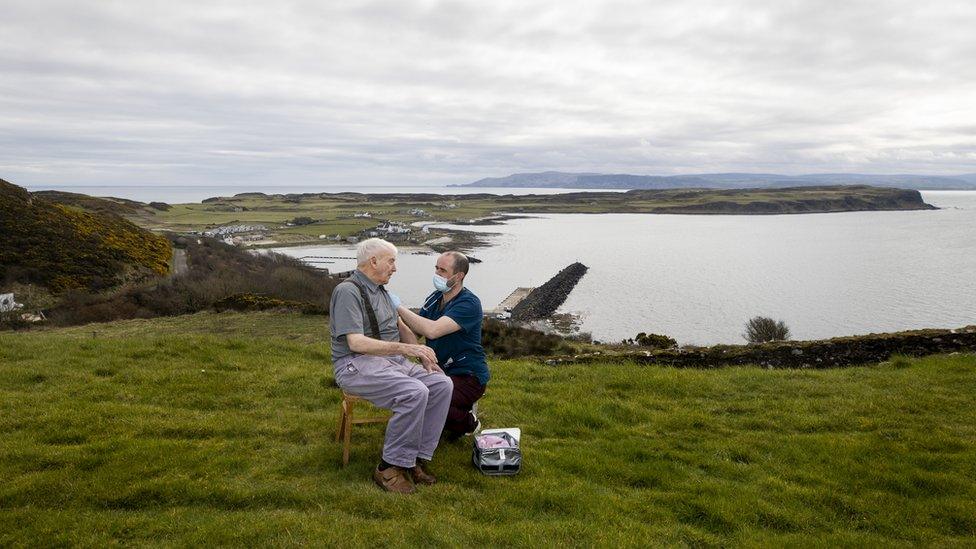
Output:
(32, 183), (935, 251)
(459, 171), (976, 190)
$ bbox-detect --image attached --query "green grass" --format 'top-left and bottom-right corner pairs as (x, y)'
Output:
(2, 312), (974, 546)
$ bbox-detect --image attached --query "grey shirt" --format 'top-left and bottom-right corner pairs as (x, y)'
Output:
(329, 269), (400, 364)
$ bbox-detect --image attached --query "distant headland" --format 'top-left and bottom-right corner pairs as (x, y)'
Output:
(454, 171), (976, 190)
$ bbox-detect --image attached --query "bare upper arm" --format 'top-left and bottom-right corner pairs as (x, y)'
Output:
(398, 318), (418, 344)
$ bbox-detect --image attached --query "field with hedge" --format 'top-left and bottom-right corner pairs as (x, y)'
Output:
(1, 311), (974, 546)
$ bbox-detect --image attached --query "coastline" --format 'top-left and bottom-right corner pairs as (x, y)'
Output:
(117, 186), (938, 256)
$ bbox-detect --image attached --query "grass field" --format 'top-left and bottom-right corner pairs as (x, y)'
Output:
(2, 312), (974, 546)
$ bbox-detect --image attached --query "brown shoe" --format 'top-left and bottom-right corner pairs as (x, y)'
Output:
(411, 462), (437, 486)
(373, 466), (415, 494)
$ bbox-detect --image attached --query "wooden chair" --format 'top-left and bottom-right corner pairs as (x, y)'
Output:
(335, 392), (390, 467)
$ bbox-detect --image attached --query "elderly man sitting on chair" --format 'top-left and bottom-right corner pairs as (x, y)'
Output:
(330, 238), (453, 494)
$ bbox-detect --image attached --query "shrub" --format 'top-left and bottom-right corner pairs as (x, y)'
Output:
(635, 332), (678, 349)
(0, 315), (31, 330)
(481, 318), (573, 358)
(291, 216), (316, 226)
(213, 293), (303, 312)
(565, 331), (593, 343)
(743, 316), (791, 343)
(1, 179), (171, 292)
(46, 237), (338, 326)
(0, 282), (56, 330)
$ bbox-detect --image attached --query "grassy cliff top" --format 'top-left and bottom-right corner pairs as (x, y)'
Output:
(1, 311), (974, 545)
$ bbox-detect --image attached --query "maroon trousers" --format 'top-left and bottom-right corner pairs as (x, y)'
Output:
(443, 374), (485, 436)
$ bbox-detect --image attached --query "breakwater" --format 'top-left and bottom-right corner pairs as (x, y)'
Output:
(511, 262), (588, 321)
(545, 326), (976, 369)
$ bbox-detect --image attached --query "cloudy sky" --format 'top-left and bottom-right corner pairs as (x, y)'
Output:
(2, 0), (975, 188)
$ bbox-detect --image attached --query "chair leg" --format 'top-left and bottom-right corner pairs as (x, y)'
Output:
(342, 400), (354, 467)
(336, 400), (347, 442)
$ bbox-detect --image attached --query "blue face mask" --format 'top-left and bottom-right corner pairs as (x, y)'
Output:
(433, 274), (455, 293)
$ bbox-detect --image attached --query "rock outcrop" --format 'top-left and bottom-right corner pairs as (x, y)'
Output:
(511, 262), (588, 321)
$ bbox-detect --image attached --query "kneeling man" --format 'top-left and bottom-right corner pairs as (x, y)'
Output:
(330, 238), (453, 494)
(397, 251), (489, 438)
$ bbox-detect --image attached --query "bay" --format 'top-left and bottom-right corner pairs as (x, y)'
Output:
(271, 191), (976, 345)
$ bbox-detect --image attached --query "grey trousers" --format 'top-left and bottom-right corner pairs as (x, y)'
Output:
(334, 354), (453, 468)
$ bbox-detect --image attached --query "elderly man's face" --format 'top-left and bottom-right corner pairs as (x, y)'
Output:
(371, 250), (397, 284)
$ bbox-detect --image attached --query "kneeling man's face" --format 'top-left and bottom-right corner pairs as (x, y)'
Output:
(372, 251), (397, 285)
(435, 254), (459, 286)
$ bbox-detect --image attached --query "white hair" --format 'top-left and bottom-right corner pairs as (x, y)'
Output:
(356, 238), (397, 266)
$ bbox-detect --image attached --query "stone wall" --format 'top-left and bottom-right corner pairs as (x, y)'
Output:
(545, 326), (976, 368)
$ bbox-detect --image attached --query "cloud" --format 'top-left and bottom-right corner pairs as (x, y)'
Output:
(1, 0), (975, 188)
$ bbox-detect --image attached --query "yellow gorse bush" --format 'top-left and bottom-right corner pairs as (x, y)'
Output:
(1, 179), (171, 292)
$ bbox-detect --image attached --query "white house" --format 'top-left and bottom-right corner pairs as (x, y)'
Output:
(376, 222), (411, 235)
(203, 224), (267, 238)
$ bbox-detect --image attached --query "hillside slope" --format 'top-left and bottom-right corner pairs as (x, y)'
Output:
(0, 178), (171, 292)
(1, 312), (973, 546)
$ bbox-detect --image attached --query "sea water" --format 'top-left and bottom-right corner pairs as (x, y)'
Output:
(272, 191), (976, 345)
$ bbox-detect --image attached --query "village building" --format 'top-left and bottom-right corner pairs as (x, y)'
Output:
(220, 232), (268, 246)
(201, 224), (268, 238)
(375, 221), (411, 235)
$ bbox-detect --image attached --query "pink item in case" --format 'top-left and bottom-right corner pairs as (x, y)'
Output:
(476, 434), (514, 449)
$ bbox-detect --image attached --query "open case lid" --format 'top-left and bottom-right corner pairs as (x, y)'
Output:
(479, 427), (521, 444)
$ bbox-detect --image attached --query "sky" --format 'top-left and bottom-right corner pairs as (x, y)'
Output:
(2, 0), (975, 188)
